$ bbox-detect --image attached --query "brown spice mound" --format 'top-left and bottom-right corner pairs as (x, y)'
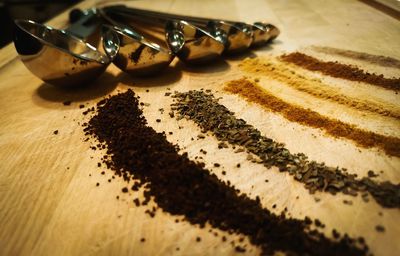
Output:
(239, 58), (400, 120)
(280, 52), (400, 91)
(83, 89), (367, 256)
(172, 89), (400, 208)
(224, 78), (400, 157)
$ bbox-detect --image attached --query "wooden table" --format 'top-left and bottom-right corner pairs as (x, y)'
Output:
(0, 0), (399, 255)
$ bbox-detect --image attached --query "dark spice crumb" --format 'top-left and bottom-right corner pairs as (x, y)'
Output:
(332, 229), (340, 239)
(375, 225), (385, 232)
(140, 238), (146, 242)
(235, 246), (246, 253)
(222, 171), (226, 175)
(63, 101), (72, 106)
(79, 104), (85, 109)
(53, 130), (58, 135)
(96, 182), (99, 186)
(343, 200), (353, 205)
(237, 163), (241, 168)
(122, 187), (129, 193)
(196, 237), (201, 242)
(214, 163), (220, 167)
(156, 119), (161, 123)
(367, 170), (378, 178)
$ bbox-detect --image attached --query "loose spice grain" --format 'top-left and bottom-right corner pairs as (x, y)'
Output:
(84, 89), (367, 256)
(171, 90), (400, 208)
(224, 78), (400, 157)
(280, 52), (400, 91)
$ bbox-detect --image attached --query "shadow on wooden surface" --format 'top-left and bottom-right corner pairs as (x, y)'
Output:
(224, 50), (258, 61)
(176, 58), (230, 74)
(114, 65), (183, 88)
(32, 71), (119, 108)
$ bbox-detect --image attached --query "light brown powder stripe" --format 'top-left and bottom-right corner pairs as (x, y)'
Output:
(224, 78), (400, 158)
(280, 52), (400, 92)
(239, 57), (400, 120)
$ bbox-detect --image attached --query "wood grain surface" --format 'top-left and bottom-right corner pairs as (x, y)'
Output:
(0, 0), (399, 255)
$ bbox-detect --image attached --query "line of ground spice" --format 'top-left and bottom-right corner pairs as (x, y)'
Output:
(83, 89), (367, 256)
(170, 90), (400, 208)
(239, 57), (400, 119)
(280, 52), (400, 91)
(311, 46), (400, 69)
(224, 78), (400, 157)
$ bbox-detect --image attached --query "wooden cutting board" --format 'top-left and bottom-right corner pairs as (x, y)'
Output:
(0, 0), (399, 255)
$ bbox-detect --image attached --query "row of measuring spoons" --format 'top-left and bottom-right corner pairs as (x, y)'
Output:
(13, 5), (280, 87)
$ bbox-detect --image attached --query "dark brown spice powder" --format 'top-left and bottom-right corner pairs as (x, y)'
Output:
(84, 89), (367, 255)
(280, 52), (400, 91)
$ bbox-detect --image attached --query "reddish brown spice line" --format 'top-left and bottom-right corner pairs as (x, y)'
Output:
(224, 78), (400, 157)
(84, 89), (367, 256)
(280, 52), (400, 92)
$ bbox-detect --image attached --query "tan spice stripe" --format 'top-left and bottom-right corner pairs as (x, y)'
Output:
(224, 78), (400, 158)
(239, 58), (400, 120)
(280, 52), (400, 92)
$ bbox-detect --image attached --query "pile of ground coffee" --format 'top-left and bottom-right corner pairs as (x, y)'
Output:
(171, 90), (400, 208)
(224, 78), (400, 157)
(280, 52), (400, 91)
(83, 89), (367, 255)
(239, 58), (400, 120)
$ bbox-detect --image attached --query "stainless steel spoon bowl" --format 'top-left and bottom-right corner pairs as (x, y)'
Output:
(102, 23), (174, 76)
(13, 19), (114, 87)
(252, 22), (280, 46)
(102, 6), (226, 64)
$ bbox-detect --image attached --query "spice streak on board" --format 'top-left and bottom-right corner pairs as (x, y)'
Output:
(239, 58), (400, 120)
(224, 78), (400, 158)
(171, 90), (400, 208)
(84, 90), (368, 256)
(280, 52), (400, 92)
(310, 46), (400, 69)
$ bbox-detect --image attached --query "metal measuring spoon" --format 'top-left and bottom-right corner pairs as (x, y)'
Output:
(102, 23), (174, 76)
(107, 6), (279, 53)
(98, 9), (175, 76)
(66, 8), (175, 76)
(252, 22), (280, 46)
(13, 19), (116, 87)
(103, 6), (226, 64)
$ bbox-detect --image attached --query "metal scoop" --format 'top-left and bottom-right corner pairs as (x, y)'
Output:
(104, 6), (279, 53)
(64, 8), (175, 76)
(102, 6), (226, 64)
(13, 19), (116, 87)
